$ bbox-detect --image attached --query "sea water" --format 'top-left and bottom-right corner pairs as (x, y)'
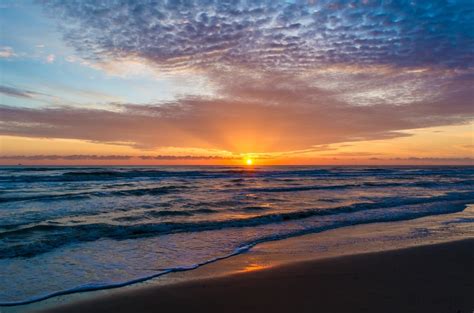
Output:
(0, 166), (473, 304)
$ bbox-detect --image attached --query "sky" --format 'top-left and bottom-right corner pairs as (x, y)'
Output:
(0, 0), (473, 165)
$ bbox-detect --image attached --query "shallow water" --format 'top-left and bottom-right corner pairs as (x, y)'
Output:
(0, 166), (473, 304)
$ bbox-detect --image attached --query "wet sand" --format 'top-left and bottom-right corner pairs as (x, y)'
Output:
(41, 239), (473, 313)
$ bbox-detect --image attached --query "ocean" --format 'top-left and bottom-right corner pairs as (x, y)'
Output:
(0, 165), (473, 305)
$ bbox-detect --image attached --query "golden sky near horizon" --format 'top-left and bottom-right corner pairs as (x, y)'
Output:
(1, 123), (472, 165)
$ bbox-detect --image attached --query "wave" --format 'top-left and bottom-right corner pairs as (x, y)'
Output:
(2, 166), (473, 183)
(116, 208), (219, 221)
(0, 185), (189, 203)
(149, 208), (221, 216)
(240, 206), (271, 212)
(0, 244), (254, 306)
(1, 191), (472, 259)
(2, 176), (472, 203)
(248, 179), (474, 193)
(0, 195), (471, 306)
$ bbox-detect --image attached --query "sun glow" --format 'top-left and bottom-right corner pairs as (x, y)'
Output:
(246, 158), (253, 166)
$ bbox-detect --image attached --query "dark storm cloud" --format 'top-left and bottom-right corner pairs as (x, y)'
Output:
(41, 0), (474, 71)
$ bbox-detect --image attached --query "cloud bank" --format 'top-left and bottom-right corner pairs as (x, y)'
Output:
(0, 154), (238, 161)
(1, 71), (472, 153)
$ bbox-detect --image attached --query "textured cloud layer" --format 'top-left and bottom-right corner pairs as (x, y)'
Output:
(42, 0), (474, 71)
(1, 1), (472, 155)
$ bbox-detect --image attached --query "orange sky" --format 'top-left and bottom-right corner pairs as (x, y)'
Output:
(1, 123), (472, 165)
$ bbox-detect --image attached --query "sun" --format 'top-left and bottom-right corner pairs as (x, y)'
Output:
(245, 158), (253, 166)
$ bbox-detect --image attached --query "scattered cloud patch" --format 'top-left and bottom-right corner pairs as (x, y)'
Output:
(0, 46), (16, 58)
(46, 54), (55, 63)
(0, 85), (48, 99)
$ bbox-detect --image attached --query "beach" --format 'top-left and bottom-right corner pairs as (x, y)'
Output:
(39, 239), (473, 313)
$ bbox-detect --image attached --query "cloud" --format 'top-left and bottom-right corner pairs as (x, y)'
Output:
(41, 0), (474, 72)
(0, 84), (123, 108)
(0, 155), (133, 160)
(46, 54), (55, 63)
(0, 85), (47, 99)
(322, 151), (385, 157)
(0, 46), (15, 58)
(0, 69), (472, 153)
(37, 0), (474, 107)
(138, 155), (237, 160)
(0, 154), (237, 161)
(2, 0), (468, 155)
(369, 157), (474, 164)
(1, 155), (472, 165)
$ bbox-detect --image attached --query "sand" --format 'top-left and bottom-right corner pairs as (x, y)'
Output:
(39, 239), (474, 313)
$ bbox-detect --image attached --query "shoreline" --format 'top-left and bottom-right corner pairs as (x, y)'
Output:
(2, 205), (473, 313)
(39, 238), (474, 313)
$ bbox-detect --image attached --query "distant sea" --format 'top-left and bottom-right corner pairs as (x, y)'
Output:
(1, 166), (473, 305)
